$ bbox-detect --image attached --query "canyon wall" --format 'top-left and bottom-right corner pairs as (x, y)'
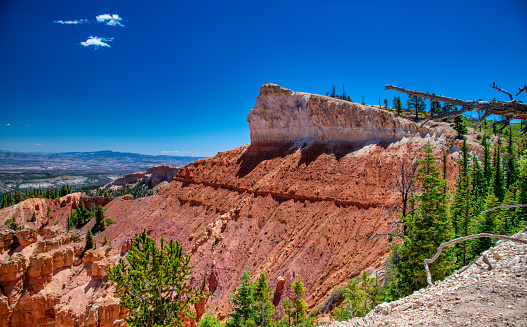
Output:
(104, 164), (180, 189)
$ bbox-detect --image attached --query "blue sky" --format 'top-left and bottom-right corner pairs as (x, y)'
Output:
(1, 0), (526, 157)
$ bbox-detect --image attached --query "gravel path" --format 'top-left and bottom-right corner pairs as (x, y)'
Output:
(326, 229), (527, 326)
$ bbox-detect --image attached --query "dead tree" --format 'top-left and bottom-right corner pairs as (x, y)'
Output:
(423, 203), (527, 286)
(373, 156), (419, 241)
(394, 157), (418, 233)
(423, 233), (527, 286)
(385, 83), (527, 133)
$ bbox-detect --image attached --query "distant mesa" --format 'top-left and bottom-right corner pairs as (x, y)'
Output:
(248, 84), (452, 148)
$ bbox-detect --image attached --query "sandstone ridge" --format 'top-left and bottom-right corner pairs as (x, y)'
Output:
(105, 164), (180, 189)
(248, 84), (450, 147)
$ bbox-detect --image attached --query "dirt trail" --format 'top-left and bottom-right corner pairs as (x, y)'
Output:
(327, 229), (527, 326)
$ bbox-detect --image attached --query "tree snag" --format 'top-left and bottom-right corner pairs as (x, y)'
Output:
(385, 83), (527, 133)
(423, 233), (527, 286)
(423, 203), (527, 286)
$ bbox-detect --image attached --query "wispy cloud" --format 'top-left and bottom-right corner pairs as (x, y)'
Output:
(35, 144), (42, 146)
(54, 19), (89, 25)
(96, 14), (124, 27)
(80, 36), (113, 49)
(54, 14), (124, 27)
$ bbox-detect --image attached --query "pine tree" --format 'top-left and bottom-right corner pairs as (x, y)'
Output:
(108, 229), (206, 327)
(506, 127), (518, 187)
(492, 145), (506, 202)
(95, 205), (107, 232)
(482, 134), (492, 186)
(407, 96), (426, 119)
(227, 270), (256, 327)
(393, 96), (403, 116)
(472, 193), (500, 255)
(460, 137), (469, 178)
(292, 278), (307, 324)
(198, 314), (223, 327)
(389, 142), (454, 297)
(430, 100), (441, 117)
(453, 116), (467, 136)
(253, 270), (274, 326)
(85, 230), (94, 250)
(471, 155), (486, 215)
(501, 185), (518, 234)
(514, 150), (527, 230)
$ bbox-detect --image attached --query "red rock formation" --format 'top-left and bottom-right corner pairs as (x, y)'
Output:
(105, 164), (180, 189)
(0, 228), (125, 327)
(102, 138), (457, 318)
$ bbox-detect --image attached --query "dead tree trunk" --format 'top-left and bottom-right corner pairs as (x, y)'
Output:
(385, 84), (527, 132)
(423, 233), (527, 286)
(423, 203), (527, 286)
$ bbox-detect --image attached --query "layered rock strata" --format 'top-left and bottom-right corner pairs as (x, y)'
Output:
(248, 84), (453, 147)
(105, 164), (180, 189)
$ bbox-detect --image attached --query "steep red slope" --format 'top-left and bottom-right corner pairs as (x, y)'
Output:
(102, 136), (457, 317)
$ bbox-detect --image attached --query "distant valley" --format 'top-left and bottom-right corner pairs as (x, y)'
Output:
(0, 150), (205, 193)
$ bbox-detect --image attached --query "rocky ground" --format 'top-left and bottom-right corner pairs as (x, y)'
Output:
(326, 229), (527, 327)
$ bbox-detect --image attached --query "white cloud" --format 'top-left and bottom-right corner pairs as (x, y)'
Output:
(80, 36), (113, 49)
(35, 144), (42, 146)
(54, 19), (89, 25)
(96, 14), (124, 27)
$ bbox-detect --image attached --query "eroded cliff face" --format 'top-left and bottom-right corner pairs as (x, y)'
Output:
(104, 164), (180, 189)
(248, 84), (455, 147)
(0, 84), (458, 325)
(0, 228), (127, 327)
(102, 135), (457, 319)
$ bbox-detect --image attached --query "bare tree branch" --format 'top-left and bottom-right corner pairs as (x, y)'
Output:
(423, 233), (527, 287)
(384, 85), (527, 126)
(490, 82), (513, 101)
(516, 85), (527, 96)
(479, 204), (527, 215)
(370, 233), (404, 240)
(481, 254), (493, 270)
(384, 85), (466, 106)
(474, 111), (492, 130)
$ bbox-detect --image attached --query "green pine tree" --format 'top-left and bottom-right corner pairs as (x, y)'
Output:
(471, 155), (486, 215)
(453, 116), (467, 136)
(514, 150), (527, 230)
(227, 270), (256, 327)
(389, 142), (454, 297)
(85, 230), (94, 250)
(198, 313), (223, 327)
(506, 128), (518, 187)
(407, 96), (426, 119)
(472, 193), (500, 255)
(482, 134), (492, 186)
(108, 229), (207, 327)
(430, 100), (441, 117)
(253, 270), (274, 326)
(492, 145), (506, 203)
(393, 96), (403, 116)
(95, 205), (107, 232)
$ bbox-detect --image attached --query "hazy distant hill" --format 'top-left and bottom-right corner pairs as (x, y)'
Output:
(0, 150), (205, 193)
